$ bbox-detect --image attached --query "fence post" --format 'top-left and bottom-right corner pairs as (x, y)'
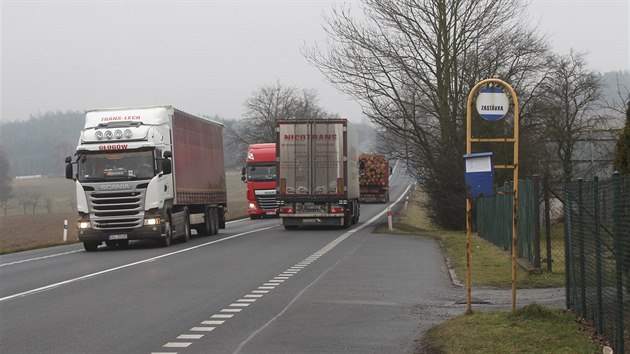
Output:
(563, 182), (573, 310)
(532, 175), (541, 269)
(594, 176), (603, 335)
(612, 171), (625, 353)
(544, 172), (552, 272)
(612, 172), (624, 354)
(578, 178), (586, 317)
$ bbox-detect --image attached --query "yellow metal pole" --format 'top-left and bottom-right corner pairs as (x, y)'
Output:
(466, 78), (519, 312)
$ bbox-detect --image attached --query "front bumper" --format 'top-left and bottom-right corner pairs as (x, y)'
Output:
(78, 224), (163, 242)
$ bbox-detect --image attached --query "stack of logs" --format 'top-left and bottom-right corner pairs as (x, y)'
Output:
(359, 154), (388, 186)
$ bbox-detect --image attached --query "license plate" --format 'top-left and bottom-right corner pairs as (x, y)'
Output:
(302, 219), (320, 223)
(266, 212), (276, 215)
(108, 234), (128, 240)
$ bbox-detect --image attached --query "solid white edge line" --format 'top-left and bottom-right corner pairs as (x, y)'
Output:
(0, 249), (83, 268)
(0, 226), (278, 303)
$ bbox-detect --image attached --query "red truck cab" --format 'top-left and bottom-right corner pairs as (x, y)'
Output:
(241, 143), (278, 219)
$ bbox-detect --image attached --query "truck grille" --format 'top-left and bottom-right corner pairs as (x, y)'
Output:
(88, 190), (145, 230)
(255, 194), (278, 211)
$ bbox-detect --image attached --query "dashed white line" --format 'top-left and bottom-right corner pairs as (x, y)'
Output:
(230, 303), (250, 307)
(163, 342), (191, 348)
(190, 327), (215, 332)
(237, 298), (257, 303)
(211, 314), (234, 319)
(221, 308), (242, 313)
(244, 294), (263, 298)
(202, 320), (225, 325)
(252, 290), (269, 293)
(177, 334), (203, 339)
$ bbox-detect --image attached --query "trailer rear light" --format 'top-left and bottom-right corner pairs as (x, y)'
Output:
(280, 208), (293, 214)
(331, 207), (345, 213)
(144, 217), (161, 226)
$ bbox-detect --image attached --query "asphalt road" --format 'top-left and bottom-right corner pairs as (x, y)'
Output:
(0, 165), (464, 354)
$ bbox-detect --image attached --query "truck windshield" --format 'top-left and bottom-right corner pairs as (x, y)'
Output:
(77, 150), (156, 182)
(246, 163), (276, 182)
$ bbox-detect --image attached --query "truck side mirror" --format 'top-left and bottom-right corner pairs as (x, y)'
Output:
(65, 162), (74, 180)
(241, 175), (246, 182)
(162, 158), (172, 175)
(161, 150), (172, 175)
(241, 167), (246, 176)
(65, 156), (74, 180)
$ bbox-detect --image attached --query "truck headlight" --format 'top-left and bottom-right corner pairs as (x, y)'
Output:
(144, 217), (161, 226)
(248, 202), (257, 210)
(78, 221), (91, 229)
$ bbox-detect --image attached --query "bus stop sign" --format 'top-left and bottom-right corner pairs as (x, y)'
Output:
(476, 87), (509, 121)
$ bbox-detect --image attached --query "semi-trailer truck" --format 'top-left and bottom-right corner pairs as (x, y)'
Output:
(65, 105), (227, 251)
(241, 143), (278, 219)
(359, 153), (390, 203)
(276, 119), (360, 229)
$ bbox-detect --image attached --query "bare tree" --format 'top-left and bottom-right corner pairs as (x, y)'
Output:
(241, 81), (333, 143)
(44, 197), (53, 214)
(305, 0), (548, 229)
(537, 50), (606, 181)
(15, 190), (42, 215)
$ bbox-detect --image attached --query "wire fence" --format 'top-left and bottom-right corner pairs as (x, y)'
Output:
(474, 173), (629, 352)
(563, 173), (629, 354)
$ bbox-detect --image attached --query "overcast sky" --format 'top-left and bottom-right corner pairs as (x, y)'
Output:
(1, 0), (628, 123)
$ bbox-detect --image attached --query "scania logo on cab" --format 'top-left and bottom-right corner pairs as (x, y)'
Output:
(100, 184), (130, 191)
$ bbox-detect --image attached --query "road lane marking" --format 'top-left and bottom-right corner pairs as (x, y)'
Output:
(163, 342), (191, 348)
(0, 226), (277, 303)
(190, 327), (215, 332)
(0, 250), (83, 267)
(211, 314), (233, 319)
(177, 334), (203, 339)
(221, 308), (242, 313)
(202, 320), (225, 325)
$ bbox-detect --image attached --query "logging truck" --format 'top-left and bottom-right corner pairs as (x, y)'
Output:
(359, 153), (390, 203)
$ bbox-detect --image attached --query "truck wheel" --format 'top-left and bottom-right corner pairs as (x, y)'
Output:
(83, 241), (99, 252)
(199, 207), (211, 236)
(211, 208), (219, 235)
(182, 210), (190, 242)
(159, 219), (172, 247)
(343, 210), (352, 229)
(352, 203), (360, 224)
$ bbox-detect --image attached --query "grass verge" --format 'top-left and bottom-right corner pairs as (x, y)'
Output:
(423, 303), (600, 354)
